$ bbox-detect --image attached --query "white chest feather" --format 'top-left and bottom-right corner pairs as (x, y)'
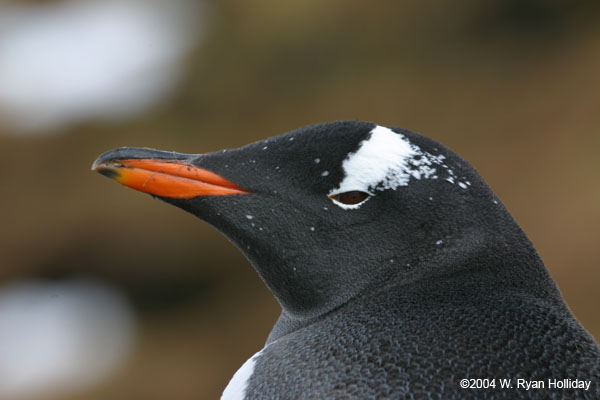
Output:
(221, 348), (264, 400)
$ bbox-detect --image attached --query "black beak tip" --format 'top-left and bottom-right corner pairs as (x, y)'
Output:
(91, 147), (129, 172)
(95, 166), (121, 179)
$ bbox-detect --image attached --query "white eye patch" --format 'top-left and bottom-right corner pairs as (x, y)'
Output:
(328, 125), (445, 210)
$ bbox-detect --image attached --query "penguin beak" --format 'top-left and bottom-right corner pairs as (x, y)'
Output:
(92, 147), (248, 198)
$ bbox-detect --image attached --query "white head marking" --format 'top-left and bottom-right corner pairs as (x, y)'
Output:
(328, 125), (445, 210)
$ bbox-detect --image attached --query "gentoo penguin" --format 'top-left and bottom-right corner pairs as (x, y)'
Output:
(93, 121), (600, 399)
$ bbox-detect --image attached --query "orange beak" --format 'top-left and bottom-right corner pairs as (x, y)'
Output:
(92, 158), (248, 198)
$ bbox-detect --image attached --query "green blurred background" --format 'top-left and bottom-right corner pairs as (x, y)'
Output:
(1, 0), (599, 398)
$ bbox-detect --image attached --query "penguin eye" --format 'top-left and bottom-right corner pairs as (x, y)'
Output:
(329, 191), (370, 206)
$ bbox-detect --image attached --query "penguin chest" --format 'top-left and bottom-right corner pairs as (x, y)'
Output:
(221, 348), (265, 400)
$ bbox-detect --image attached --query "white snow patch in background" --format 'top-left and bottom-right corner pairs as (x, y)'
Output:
(0, 0), (204, 134)
(0, 278), (137, 399)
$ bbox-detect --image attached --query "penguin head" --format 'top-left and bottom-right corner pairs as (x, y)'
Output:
(93, 121), (500, 318)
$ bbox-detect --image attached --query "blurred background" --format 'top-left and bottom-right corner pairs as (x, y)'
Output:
(0, 0), (599, 398)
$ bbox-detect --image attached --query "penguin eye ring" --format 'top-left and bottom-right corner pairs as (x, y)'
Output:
(328, 191), (371, 208)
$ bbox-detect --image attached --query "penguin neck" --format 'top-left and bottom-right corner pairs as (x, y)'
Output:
(416, 205), (560, 304)
(264, 208), (559, 344)
(247, 252), (362, 321)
